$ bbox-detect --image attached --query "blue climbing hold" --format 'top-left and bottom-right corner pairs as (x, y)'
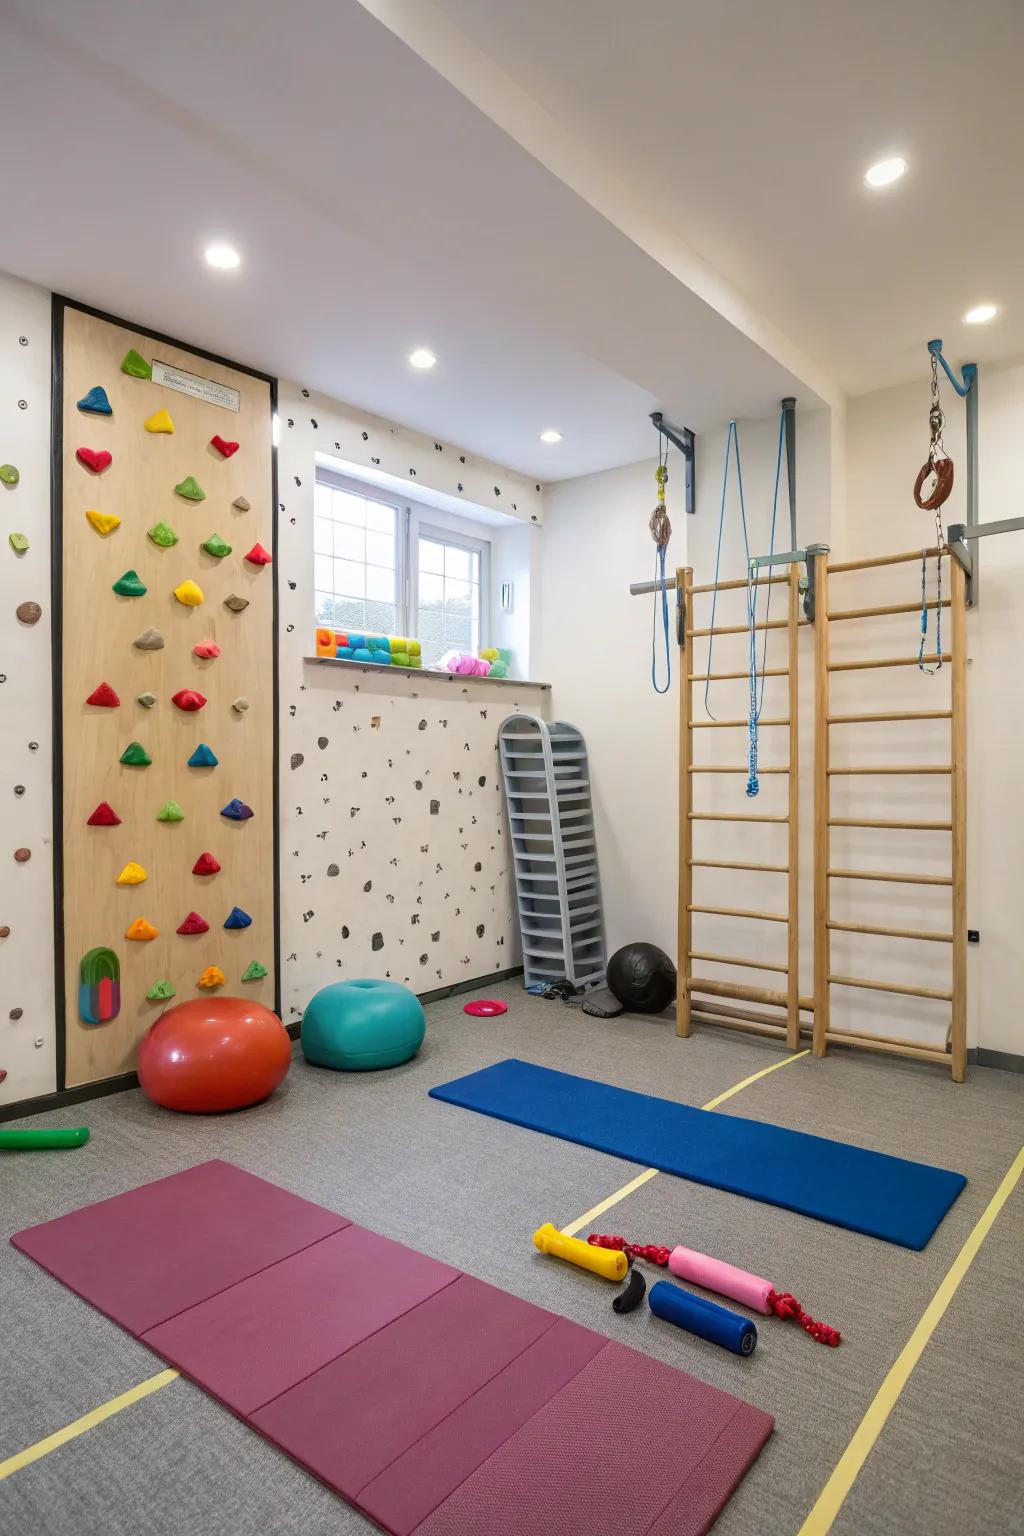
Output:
(221, 798), (254, 821)
(187, 743), (219, 768)
(224, 905), (252, 930)
(77, 385), (112, 416)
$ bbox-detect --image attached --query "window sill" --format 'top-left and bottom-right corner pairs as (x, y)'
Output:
(303, 655), (550, 689)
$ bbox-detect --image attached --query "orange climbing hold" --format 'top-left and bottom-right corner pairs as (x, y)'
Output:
(87, 802), (121, 827)
(86, 681), (120, 707)
(244, 543), (272, 566)
(125, 917), (158, 942)
(197, 965), (226, 988)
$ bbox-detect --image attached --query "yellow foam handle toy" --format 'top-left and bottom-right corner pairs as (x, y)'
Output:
(532, 1222), (628, 1281)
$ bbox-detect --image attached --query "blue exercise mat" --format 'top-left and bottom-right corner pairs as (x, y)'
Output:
(429, 1059), (967, 1249)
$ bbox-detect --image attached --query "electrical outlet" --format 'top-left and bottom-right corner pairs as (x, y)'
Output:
(967, 929), (980, 943)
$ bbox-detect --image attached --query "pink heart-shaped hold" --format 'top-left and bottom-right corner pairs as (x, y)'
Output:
(210, 434), (240, 458)
(76, 446), (113, 474)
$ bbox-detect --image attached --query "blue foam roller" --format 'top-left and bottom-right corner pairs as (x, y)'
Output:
(648, 1280), (757, 1356)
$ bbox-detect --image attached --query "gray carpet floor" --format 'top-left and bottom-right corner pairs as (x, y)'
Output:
(1, 986), (1022, 1536)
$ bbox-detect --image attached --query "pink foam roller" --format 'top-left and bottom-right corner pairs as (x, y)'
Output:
(668, 1245), (774, 1314)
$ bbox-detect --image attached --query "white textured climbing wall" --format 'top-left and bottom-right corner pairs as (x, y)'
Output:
(276, 380), (549, 1021)
(0, 273), (56, 1106)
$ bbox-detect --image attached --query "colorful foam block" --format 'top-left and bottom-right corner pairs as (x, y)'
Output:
(76, 447), (112, 474)
(148, 520), (178, 548)
(187, 744), (218, 768)
(192, 851), (221, 875)
(87, 802), (121, 827)
(221, 799), (253, 821)
(157, 799), (185, 823)
(79, 946), (120, 1024)
(87, 510), (121, 536)
(174, 579), (204, 606)
(116, 861), (148, 886)
(242, 960), (268, 981)
(244, 543), (272, 566)
(126, 918), (159, 942)
(121, 348), (151, 379)
(145, 408), (175, 434)
(210, 435), (239, 458)
(112, 569), (147, 597)
(198, 965), (226, 989)
(177, 912), (210, 935)
(224, 906), (252, 930)
(78, 386), (112, 415)
(172, 689), (207, 712)
(175, 476), (206, 502)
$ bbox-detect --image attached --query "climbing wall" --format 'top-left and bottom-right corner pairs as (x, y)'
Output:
(59, 304), (275, 1088)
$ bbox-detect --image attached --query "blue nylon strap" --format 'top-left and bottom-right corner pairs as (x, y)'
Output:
(651, 543), (672, 694)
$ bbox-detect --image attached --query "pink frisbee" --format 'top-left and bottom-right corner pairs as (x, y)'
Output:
(463, 999), (508, 1018)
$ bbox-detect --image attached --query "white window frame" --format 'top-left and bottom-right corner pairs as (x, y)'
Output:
(314, 467), (406, 636)
(409, 515), (491, 664)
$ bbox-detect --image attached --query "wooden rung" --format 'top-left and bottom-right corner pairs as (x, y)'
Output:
(824, 1031), (951, 1066)
(827, 710), (952, 724)
(827, 599), (950, 622)
(689, 976), (788, 1007)
(688, 904), (788, 923)
(690, 574), (788, 594)
(829, 973), (953, 1002)
(828, 866), (953, 887)
(689, 765), (789, 773)
(689, 950), (789, 974)
(691, 1010), (789, 1041)
(690, 858), (788, 873)
(828, 653), (950, 672)
(689, 667), (788, 681)
(829, 817), (952, 831)
(692, 998), (807, 1026)
(827, 765), (951, 775)
(828, 920), (953, 943)
(691, 717), (790, 728)
(829, 547), (942, 573)
(688, 618), (788, 638)
(690, 812), (788, 823)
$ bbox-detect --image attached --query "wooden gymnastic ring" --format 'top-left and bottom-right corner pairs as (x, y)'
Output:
(913, 456), (955, 510)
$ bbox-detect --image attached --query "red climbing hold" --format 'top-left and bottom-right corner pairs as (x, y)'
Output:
(192, 640), (221, 659)
(86, 681), (120, 708)
(191, 851), (221, 876)
(176, 911), (210, 935)
(210, 434), (240, 458)
(87, 801), (121, 827)
(171, 689), (207, 712)
(244, 543), (272, 566)
(76, 447), (113, 474)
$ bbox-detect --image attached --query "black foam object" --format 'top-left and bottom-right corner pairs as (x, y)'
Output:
(612, 1265), (647, 1314)
(606, 943), (677, 1013)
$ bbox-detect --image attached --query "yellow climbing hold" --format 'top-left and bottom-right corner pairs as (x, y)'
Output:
(86, 509), (121, 536)
(198, 965), (226, 989)
(125, 917), (159, 942)
(115, 861), (148, 886)
(174, 579), (204, 606)
(144, 408), (175, 434)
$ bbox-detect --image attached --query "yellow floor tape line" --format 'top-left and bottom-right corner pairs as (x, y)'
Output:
(562, 1049), (809, 1236)
(0, 1369), (179, 1482)
(797, 1143), (1024, 1536)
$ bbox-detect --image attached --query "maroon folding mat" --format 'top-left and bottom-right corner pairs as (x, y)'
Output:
(12, 1160), (773, 1534)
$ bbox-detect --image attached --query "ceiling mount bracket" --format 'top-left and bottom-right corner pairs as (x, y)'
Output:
(650, 411), (695, 515)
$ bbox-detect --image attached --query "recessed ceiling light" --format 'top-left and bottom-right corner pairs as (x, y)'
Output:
(864, 156), (907, 189)
(408, 347), (437, 370)
(204, 241), (241, 270)
(963, 303), (998, 325)
(539, 429), (563, 444)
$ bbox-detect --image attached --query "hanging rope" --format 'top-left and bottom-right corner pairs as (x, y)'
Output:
(914, 349), (955, 511)
(650, 434), (672, 695)
(703, 420), (748, 720)
(918, 548), (944, 673)
(744, 410), (785, 795)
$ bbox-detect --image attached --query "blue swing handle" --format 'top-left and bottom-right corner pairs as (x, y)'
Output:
(927, 340), (978, 400)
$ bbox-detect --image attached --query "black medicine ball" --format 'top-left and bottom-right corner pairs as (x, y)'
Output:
(606, 943), (677, 1013)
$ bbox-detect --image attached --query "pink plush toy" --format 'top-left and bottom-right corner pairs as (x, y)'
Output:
(436, 650), (491, 676)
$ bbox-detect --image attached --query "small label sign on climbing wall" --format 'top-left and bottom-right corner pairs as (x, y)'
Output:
(151, 360), (240, 413)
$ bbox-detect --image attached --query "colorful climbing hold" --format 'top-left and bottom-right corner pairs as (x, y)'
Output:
(78, 385), (112, 415)
(174, 475), (206, 502)
(8, 532), (29, 552)
(112, 569), (147, 597)
(76, 447), (112, 474)
(192, 851), (221, 875)
(187, 743), (218, 768)
(125, 917), (158, 942)
(177, 911), (209, 935)
(146, 979), (175, 1001)
(86, 681), (120, 707)
(119, 741), (152, 766)
(201, 532), (232, 558)
(221, 798), (253, 821)
(87, 801), (121, 827)
(0, 463), (20, 486)
(157, 799), (184, 822)
(116, 861), (148, 886)
(224, 906), (252, 929)
(16, 601), (41, 625)
(174, 579), (204, 606)
(13, 847), (31, 863)
(137, 692), (157, 709)
(121, 348), (151, 379)
(86, 509), (121, 536)
(244, 542), (272, 566)
(232, 496), (251, 511)
(231, 696), (250, 714)
(133, 627), (164, 651)
(80, 946), (120, 1024)
(198, 965), (226, 989)
(210, 434), (240, 458)
(144, 408), (175, 434)
(192, 640), (221, 659)
(224, 594), (249, 613)
(171, 688), (206, 712)
(147, 520), (178, 548)
(241, 960), (268, 982)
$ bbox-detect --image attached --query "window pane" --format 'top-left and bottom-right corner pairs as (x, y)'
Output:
(366, 564), (394, 602)
(444, 614), (472, 652)
(335, 558), (365, 598)
(419, 571), (444, 608)
(366, 530), (395, 568)
(335, 596), (365, 630)
(419, 538), (444, 575)
(445, 578), (472, 612)
(444, 544), (471, 581)
(313, 517), (333, 556)
(315, 482), (333, 521)
(334, 523), (365, 561)
(366, 599), (397, 635)
(314, 553), (334, 591)
(366, 501), (397, 534)
(331, 490), (368, 526)
(315, 591), (336, 625)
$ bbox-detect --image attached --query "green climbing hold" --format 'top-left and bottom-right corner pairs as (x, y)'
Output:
(0, 464), (19, 486)
(113, 569), (147, 597)
(146, 979), (175, 1001)
(201, 532), (232, 558)
(175, 475), (206, 502)
(120, 741), (152, 767)
(148, 520), (179, 548)
(241, 960), (268, 982)
(156, 799), (184, 822)
(121, 348), (151, 379)
(9, 532), (29, 552)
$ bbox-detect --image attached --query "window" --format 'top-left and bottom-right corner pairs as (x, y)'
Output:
(314, 470), (489, 665)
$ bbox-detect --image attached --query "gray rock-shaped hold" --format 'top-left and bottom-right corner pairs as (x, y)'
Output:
(224, 594), (249, 613)
(137, 692), (157, 709)
(232, 496), (251, 511)
(232, 696), (250, 714)
(133, 627), (164, 651)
